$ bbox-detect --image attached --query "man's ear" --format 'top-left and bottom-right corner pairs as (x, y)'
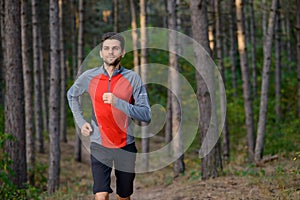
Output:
(99, 50), (103, 58)
(122, 50), (126, 57)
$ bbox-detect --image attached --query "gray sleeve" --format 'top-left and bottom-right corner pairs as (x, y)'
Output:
(114, 76), (151, 123)
(67, 72), (89, 128)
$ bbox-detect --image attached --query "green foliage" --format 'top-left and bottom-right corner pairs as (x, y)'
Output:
(264, 117), (300, 155)
(33, 162), (48, 191)
(188, 170), (202, 181)
(164, 175), (173, 186)
(0, 106), (4, 133)
(0, 133), (41, 200)
(233, 164), (266, 177)
(0, 133), (40, 200)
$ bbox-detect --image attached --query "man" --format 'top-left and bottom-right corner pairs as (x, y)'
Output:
(67, 32), (151, 200)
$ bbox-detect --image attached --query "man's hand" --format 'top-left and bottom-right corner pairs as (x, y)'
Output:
(102, 92), (117, 105)
(81, 122), (92, 136)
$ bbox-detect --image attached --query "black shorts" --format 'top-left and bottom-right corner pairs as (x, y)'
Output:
(90, 142), (137, 198)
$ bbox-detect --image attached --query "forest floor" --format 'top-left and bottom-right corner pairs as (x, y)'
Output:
(39, 134), (300, 200)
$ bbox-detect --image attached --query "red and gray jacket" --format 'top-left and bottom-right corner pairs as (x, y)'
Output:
(67, 66), (151, 148)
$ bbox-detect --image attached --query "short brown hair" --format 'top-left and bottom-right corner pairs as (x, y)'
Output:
(100, 32), (125, 51)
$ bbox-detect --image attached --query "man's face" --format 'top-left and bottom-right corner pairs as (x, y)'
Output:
(100, 39), (125, 66)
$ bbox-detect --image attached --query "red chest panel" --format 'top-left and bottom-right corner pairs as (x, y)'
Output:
(88, 73), (133, 148)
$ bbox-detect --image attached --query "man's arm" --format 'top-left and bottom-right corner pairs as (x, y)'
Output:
(112, 76), (151, 123)
(67, 73), (89, 129)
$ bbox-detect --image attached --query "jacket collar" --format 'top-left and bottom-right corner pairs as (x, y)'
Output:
(100, 65), (124, 77)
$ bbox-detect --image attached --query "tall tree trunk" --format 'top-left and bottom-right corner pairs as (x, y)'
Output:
(130, 0), (139, 74)
(229, 0), (238, 98)
(275, 0), (281, 122)
(0, 0), (4, 105)
(4, 0), (27, 187)
(140, 0), (149, 171)
(255, 0), (278, 163)
(221, 1), (228, 58)
(236, 0), (255, 162)
(71, 0), (77, 78)
(32, 0), (44, 154)
(165, 89), (172, 156)
(279, 11), (286, 57)
(214, 0), (229, 160)
(176, 0), (181, 32)
(249, 0), (257, 98)
(163, 0), (168, 27)
(48, 0), (61, 193)
(243, 0), (249, 49)
(21, 0), (35, 185)
(262, 0), (267, 38)
(74, 0), (84, 162)
(190, 0), (222, 180)
(297, 0), (300, 122)
(39, 25), (48, 133)
(59, 0), (67, 143)
(165, 0), (172, 157)
(168, 0), (184, 176)
(114, 0), (118, 32)
(285, 14), (292, 63)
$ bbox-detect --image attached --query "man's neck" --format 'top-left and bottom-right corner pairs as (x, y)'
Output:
(104, 64), (120, 77)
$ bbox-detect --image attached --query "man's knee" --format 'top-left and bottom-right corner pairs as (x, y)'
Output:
(95, 192), (109, 200)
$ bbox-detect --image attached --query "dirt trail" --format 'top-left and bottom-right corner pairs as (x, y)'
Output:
(62, 137), (300, 200)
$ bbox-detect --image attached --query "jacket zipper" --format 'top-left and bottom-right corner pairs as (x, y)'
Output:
(108, 76), (111, 92)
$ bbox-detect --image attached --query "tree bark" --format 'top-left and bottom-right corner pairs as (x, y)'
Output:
(59, 0), (67, 143)
(165, 0), (172, 154)
(48, 0), (61, 193)
(130, 0), (139, 74)
(249, 0), (257, 98)
(243, 0), (249, 49)
(229, 0), (238, 98)
(262, 0), (267, 38)
(165, 0), (172, 157)
(0, 0), (4, 105)
(74, 0), (84, 162)
(255, 0), (278, 163)
(71, 0), (77, 78)
(190, 0), (222, 180)
(236, 0), (255, 162)
(297, 0), (300, 123)
(214, 0), (229, 160)
(32, 0), (44, 154)
(165, 89), (172, 156)
(168, 0), (184, 176)
(285, 13), (292, 63)
(275, 0), (281, 122)
(4, 0), (27, 187)
(21, 0), (35, 185)
(140, 0), (149, 171)
(39, 25), (48, 133)
(114, 0), (118, 32)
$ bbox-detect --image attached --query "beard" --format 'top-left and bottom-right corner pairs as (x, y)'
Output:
(104, 55), (123, 67)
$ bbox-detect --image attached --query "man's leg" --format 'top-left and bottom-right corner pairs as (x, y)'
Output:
(117, 195), (130, 200)
(114, 143), (137, 199)
(90, 143), (114, 199)
(95, 192), (109, 200)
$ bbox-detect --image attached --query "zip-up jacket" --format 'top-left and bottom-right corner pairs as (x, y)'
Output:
(67, 66), (151, 148)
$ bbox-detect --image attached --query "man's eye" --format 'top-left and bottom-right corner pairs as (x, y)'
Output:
(113, 47), (120, 51)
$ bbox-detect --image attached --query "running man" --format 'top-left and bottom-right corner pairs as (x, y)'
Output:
(67, 32), (151, 200)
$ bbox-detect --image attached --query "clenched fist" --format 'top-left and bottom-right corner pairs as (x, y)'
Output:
(81, 122), (92, 136)
(102, 92), (117, 105)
